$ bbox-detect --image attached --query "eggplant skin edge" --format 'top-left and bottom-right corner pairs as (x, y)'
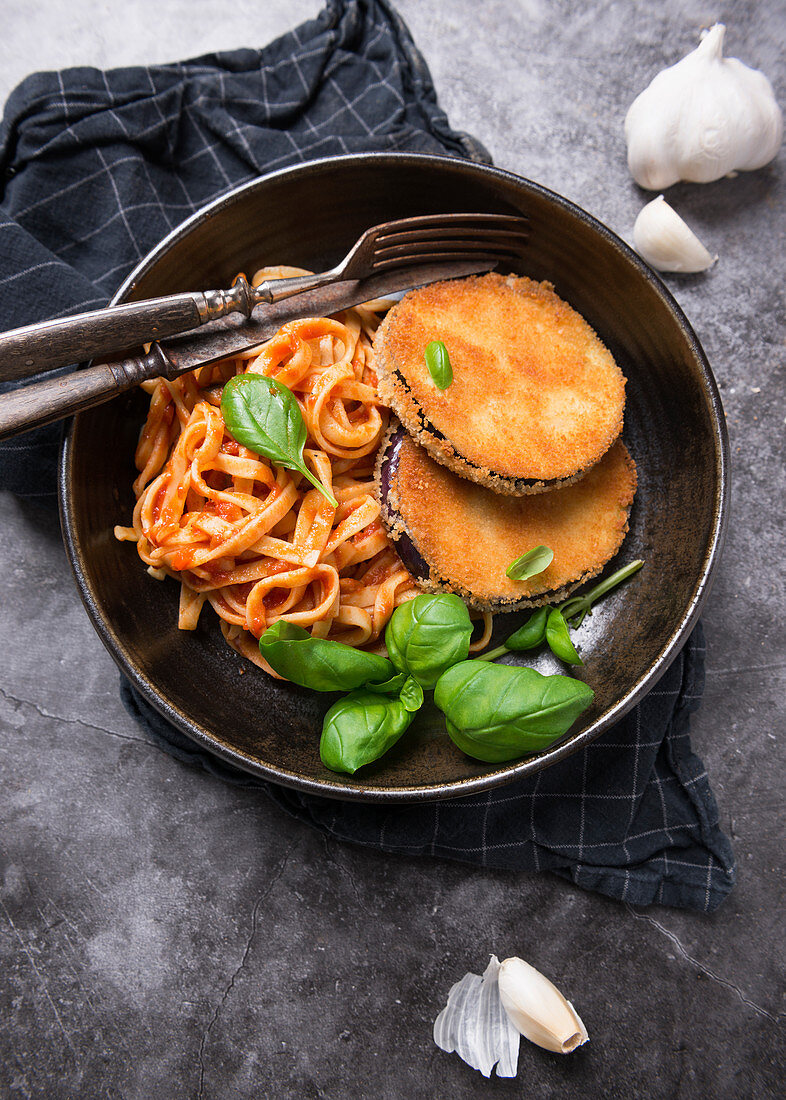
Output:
(373, 422), (601, 615)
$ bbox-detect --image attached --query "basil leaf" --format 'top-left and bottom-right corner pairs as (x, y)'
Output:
(545, 608), (583, 665)
(365, 673), (407, 696)
(221, 374), (337, 506)
(424, 340), (453, 389)
(506, 545), (554, 581)
(434, 661), (594, 763)
(320, 691), (414, 774)
(259, 621), (394, 692)
(503, 606), (549, 651)
(385, 594), (473, 689)
(399, 676), (425, 713)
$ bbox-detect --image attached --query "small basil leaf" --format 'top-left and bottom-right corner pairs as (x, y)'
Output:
(503, 606), (549, 651)
(545, 608), (583, 666)
(385, 593), (473, 688)
(319, 691), (414, 774)
(424, 340), (453, 389)
(434, 661), (594, 763)
(365, 673), (408, 696)
(221, 374), (337, 506)
(259, 621), (394, 691)
(399, 676), (425, 713)
(506, 545), (554, 581)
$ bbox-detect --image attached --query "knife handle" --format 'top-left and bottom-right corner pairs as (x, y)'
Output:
(0, 346), (170, 440)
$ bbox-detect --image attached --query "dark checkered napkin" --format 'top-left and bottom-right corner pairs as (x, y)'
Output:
(0, 0), (734, 910)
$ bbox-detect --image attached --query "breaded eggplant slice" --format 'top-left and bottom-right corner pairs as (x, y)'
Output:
(374, 272), (627, 494)
(376, 425), (637, 612)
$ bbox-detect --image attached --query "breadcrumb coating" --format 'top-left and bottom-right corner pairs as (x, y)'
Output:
(377, 429), (637, 613)
(374, 273), (627, 494)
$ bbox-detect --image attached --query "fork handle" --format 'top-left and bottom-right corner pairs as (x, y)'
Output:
(0, 350), (166, 440)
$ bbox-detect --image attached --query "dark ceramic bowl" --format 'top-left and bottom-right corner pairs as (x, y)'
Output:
(60, 153), (728, 802)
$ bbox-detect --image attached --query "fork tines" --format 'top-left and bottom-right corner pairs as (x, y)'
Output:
(368, 212), (529, 270)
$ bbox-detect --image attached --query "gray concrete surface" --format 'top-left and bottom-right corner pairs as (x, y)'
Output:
(1, 1), (784, 1097)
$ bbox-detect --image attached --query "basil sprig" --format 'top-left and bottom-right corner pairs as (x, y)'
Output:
(477, 560), (644, 666)
(385, 593), (472, 688)
(424, 340), (453, 389)
(506, 545), (554, 581)
(259, 563), (643, 774)
(220, 374), (338, 506)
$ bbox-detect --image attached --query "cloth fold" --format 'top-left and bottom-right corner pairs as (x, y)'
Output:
(0, 0), (734, 910)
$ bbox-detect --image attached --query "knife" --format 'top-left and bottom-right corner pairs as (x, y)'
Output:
(0, 259), (492, 442)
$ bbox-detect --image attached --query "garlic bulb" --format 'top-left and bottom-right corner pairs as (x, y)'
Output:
(498, 956), (589, 1054)
(625, 23), (783, 189)
(633, 195), (717, 273)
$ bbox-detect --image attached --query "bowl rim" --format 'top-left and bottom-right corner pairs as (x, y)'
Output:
(59, 151), (730, 802)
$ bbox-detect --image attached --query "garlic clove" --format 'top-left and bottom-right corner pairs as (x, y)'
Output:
(497, 956), (589, 1054)
(433, 955), (520, 1077)
(633, 195), (717, 273)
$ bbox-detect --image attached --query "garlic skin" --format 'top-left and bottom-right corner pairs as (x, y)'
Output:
(497, 957), (589, 1054)
(625, 23), (783, 190)
(433, 955), (520, 1077)
(633, 195), (717, 273)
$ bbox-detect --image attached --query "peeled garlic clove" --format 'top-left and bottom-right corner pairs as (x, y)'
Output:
(633, 195), (717, 273)
(498, 956), (588, 1054)
(433, 955), (520, 1077)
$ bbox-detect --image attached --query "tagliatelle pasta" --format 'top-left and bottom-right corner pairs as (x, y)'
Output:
(115, 268), (492, 677)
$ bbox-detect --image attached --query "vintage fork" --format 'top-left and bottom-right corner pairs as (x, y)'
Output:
(0, 212), (529, 381)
